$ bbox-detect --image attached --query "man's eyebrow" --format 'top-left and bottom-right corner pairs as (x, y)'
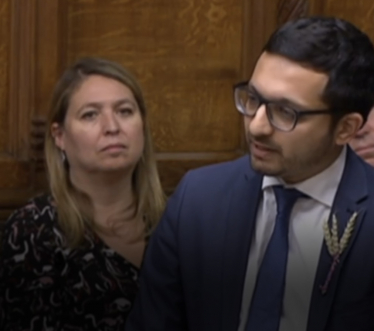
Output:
(248, 82), (307, 110)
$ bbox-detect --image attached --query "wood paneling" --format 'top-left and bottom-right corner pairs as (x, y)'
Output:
(56, 0), (250, 193)
(5, 0), (374, 217)
(8, 0), (36, 160)
(243, 0), (278, 80)
(0, 0), (10, 151)
(0, 0), (40, 210)
(278, 0), (309, 25)
(64, 0), (243, 153)
(0, 0), (286, 213)
(313, 0), (374, 40)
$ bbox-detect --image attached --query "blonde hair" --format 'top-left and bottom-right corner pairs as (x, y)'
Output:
(45, 57), (165, 246)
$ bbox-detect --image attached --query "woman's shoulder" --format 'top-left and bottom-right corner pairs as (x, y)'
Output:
(3, 193), (59, 245)
(8, 193), (56, 222)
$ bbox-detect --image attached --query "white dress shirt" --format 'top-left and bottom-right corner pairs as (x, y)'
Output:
(238, 146), (347, 331)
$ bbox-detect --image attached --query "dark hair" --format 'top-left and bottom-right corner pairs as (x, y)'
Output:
(263, 16), (374, 122)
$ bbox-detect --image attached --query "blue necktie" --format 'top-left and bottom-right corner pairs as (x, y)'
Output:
(245, 186), (305, 331)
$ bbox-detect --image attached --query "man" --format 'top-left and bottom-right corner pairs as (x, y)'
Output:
(350, 107), (374, 166)
(126, 17), (374, 331)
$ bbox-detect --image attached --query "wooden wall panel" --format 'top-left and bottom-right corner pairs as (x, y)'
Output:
(1, 0), (343, 218)
(0, 0), (39, 211)
(65, 0), (243, 153)
(0, 0), (10, 151)
(55, 0), (248, 193)
(325, 0), (374, 39)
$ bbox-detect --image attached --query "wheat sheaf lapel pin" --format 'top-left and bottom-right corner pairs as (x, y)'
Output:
(320, 211), (359, 295)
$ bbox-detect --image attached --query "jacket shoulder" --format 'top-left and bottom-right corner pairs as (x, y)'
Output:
(187, 155), (251, 184)
(173, 155), (255, 199)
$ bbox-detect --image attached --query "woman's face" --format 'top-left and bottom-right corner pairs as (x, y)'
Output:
(52, 74), (145, 176)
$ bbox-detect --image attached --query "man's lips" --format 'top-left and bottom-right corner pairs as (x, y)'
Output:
(251, 141), (277, 151)
(252, 142), (274, 152)
(250, 141), (277, 158)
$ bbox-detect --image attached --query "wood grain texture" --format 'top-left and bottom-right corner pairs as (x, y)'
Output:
(323, 0), (374, 39)
(0, 158), (32, 189)
(0, 1), (42, 212)
(8, 0), (36, 160)
(35, 0), (66, 120)
(0, 1), (38, 193)
(65, 0), (243, 153)
(278, 0), (309, 25)
(0, 0), (10, 151)
(0, 0), (299, 210)
(243, 0), (278, 78)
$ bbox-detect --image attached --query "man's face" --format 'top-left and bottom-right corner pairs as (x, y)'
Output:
(350, 108), (374, 166)
(245, 52), (342, 183)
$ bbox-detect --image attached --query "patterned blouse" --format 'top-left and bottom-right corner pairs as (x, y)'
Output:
(0, 194), (140, 330)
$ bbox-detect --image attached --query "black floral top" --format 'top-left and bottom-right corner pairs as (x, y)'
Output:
(0, 194), (140, 330)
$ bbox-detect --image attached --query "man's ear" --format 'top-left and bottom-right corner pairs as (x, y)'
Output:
(334, 113), (363, 146)
(51, 122), (65, 150)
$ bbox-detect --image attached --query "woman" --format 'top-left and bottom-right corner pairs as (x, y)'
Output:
(0, 57), (165, 330)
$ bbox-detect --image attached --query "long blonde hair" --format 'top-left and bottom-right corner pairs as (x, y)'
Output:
(45, 57), (165, 246)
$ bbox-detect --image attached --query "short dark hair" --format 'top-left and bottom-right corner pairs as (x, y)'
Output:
(263, 16), (374, 122)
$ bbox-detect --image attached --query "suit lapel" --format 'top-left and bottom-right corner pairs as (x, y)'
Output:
(221, 157), (263, 331)
(307, 148), (368, 331)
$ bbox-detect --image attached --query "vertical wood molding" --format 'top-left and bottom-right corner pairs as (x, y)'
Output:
(32, 0), (66, 176)
(277, 0), (309, 25)
(308, 0), (325, 15)
(8, 0), (37, 160)
(241, 0), (279, 79)
(240, 0), (278, 151)
(241, 0), (264, 81)
(35, 0), (66, 116)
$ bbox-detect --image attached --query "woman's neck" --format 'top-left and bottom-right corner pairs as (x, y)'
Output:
(69, 168), (136, 227)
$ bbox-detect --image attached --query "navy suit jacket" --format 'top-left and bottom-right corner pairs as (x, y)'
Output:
(126, 148), (374, 331)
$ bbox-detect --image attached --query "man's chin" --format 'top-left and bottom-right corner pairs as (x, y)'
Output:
(250, 157), (282, 177)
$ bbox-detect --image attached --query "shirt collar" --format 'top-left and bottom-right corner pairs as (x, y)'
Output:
(262, 146), (347, 208)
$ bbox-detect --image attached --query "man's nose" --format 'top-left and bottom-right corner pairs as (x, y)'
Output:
(248, 105), (273, 137)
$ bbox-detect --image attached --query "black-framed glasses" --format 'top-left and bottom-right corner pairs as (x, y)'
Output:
(233, 81), (332, 132)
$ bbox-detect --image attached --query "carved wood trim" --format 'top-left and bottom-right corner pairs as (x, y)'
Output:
(32, 0), (67, 174)
(241, 0), (279, 151)
(241, 0), (264, 80)
(35, 0), (67, 115)
(277, 0), (309, 25)
(8, 0), (37, 160)
(30, 116), (46, 171)
(241, 0), (279, 79)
